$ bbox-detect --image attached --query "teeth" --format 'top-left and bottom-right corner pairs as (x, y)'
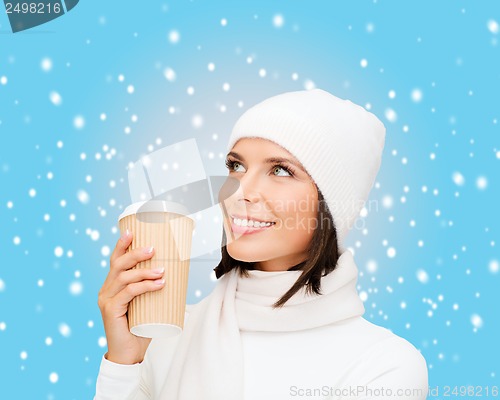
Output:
(233, 218), (274, 228)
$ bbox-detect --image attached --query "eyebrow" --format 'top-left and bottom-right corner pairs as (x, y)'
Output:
(226, 151), (307, 173)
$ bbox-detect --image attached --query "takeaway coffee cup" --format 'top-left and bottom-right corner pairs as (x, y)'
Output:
(118, 200), (195, 338)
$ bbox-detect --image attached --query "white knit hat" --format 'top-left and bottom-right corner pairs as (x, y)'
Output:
(226, 88), (386, 248)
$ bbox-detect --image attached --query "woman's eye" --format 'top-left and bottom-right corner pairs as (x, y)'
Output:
(233, 162), (245, 172)
(225, 160), (245, 172)
(273, 166), (291, 177)
(225, 159), (293, 177)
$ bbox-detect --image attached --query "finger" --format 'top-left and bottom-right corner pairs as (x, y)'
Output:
(106, 267), (165, 298)
(111, 246), (156, 274)
(110, 229), (133, 265)
(113, 279), (166, 306)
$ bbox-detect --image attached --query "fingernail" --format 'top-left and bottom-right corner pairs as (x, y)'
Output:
(120, 229), (131, 241)
(143, 246), (154, 254)
(154, 278), (165, 285)
(152, 267), (164, 274)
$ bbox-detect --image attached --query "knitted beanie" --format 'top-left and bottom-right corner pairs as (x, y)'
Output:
(226, 88), (386, 248)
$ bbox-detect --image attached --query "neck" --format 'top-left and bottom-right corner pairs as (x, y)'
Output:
(253, 254), (308, 272)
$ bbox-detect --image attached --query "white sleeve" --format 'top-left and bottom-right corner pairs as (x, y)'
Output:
(358, 347), (428, 400)
(94, 306), (196, 399)
(94, 355), (151, 400)
(329, 336), (429, 400)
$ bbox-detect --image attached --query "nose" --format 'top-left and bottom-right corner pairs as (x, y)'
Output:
(218, 172), (264, 205)
(237, 171), (264, 204)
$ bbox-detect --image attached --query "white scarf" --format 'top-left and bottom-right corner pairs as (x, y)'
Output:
(159, 250), (365, 399)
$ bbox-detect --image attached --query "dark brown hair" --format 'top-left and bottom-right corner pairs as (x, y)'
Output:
(213, 189), (339, 308)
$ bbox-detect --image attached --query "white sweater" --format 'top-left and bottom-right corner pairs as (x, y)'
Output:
(95, 316), (428, 400)
(95, 253), (428, 399)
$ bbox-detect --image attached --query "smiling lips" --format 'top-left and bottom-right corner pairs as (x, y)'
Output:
(230, 215), (276, 235)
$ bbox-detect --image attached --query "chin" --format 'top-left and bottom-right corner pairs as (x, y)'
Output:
(226, 242), (264, 263)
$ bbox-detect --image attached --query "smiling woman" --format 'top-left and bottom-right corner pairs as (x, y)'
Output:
(221, 138), (320, 270)
(215, 137), (340, 308)
(94, 88), (428, 400)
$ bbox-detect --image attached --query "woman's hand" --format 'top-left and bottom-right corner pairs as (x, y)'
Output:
(97, 229), (165, 365)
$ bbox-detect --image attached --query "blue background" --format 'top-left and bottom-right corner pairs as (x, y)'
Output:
(0, 1), (499, 398)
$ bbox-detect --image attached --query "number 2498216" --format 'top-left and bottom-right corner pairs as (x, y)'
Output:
(5, 2), (62, 14)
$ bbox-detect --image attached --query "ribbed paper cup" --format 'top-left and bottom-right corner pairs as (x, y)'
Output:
(118, 200), (195, 338)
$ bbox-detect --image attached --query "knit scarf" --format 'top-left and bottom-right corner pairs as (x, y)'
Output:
(159, 250), (365, 399)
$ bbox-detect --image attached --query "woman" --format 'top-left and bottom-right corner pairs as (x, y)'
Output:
(95, 89), (428, 399)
